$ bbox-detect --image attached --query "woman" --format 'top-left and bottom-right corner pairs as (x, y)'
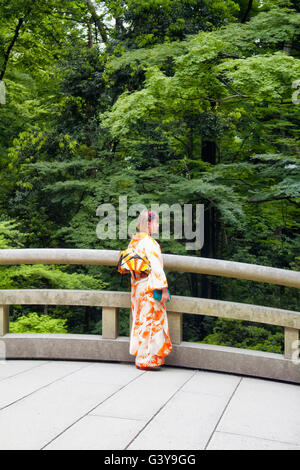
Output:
(128, 209), (172, 370)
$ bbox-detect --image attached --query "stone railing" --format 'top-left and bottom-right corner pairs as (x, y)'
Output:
(0, 249), (299, 383)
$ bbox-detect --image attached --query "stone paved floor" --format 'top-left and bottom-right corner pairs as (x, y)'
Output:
(0, 360), (299, 450)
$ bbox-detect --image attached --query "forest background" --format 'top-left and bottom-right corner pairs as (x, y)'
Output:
(0, 0), (299, 353)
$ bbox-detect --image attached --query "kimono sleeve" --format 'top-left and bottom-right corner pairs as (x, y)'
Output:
(144, 237), (168, 290)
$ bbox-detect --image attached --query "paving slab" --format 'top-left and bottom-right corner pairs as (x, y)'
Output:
(61, 362), (144, 387)
(216, 377), (300, 446)
(0, 363), (142, 450)
(127, 371), (241, 450)
(44, 415), (146, 450)
(91, 367), (196, 421)
(0, 360), (49, 381)
(0, 360), (90, 409)
(180, 370), (241, 397)
(207, 431), (300, 450)
(0, 361), (298, 450)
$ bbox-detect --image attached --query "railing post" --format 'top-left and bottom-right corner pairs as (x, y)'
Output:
(0, 305), (9, 336)
(284, 327), (299, 360)
(167, 311), (183, 345)
(102, 307), (119, 339)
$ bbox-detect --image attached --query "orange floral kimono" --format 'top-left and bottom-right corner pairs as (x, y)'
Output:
(128, 232), (172, 369)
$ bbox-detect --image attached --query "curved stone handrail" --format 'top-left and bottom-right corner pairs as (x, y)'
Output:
(0, 249), (299, 383)
(0, 248), (299, 288)
(0, 289), (299, 330)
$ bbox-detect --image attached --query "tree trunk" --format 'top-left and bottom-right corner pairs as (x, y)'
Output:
(201, 140), (217, 299)
(87, 21), (94, 48)
(0, 18), (24, 81)
(241, 0), (253, 23)
(86, 0), (108, 44)
(0, 1), (36, 81)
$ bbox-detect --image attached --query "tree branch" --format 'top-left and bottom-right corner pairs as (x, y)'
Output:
(0, 18), (24, 81)
(0, 2), (37, 81)
(85, 0), (108, 44)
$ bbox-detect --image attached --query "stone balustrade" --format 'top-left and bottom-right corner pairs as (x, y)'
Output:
(0, 249), (299, 383)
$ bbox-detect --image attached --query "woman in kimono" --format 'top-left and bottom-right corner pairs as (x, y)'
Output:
(128, 209), (172, 370)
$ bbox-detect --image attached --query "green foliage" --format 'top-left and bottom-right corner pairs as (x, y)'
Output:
(119, 308), (130, 336)
(0, 217), (107, 289)
(0, 218), (27, 249)
(10, 312), (68, 334)
(116, 0), (240, 47)
(0, 264), (107, 290)
(0, 217), (107, 334)
(215, 52), (300, 101)
(219, 6), (300, 53)
(201, 318), (284, 354)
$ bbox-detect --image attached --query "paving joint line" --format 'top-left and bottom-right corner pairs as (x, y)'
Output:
(204, 376), (243, 450)
(124, 369), (198, 450)
(87, 413), (146, 422)
(0, 362), (93, 412)
(213, 430), (300, 448)
(41, 370), (147, 450)
(0, 360), (51, 384)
